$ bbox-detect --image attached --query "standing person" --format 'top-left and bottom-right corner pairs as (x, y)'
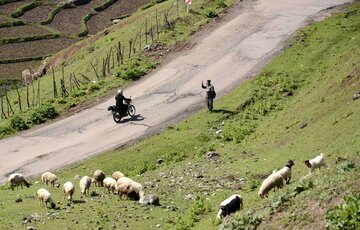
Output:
(201, 80), (216, 112)
(115, 89), (131, 114)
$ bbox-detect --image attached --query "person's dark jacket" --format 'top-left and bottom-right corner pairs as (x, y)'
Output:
(115, 94), (130, 112)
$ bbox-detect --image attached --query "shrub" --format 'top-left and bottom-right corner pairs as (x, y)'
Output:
(215, 0), (227, 8)
(292, 179), (314, 197)
(326, 193), (360, 230)
(10, 115), (28, 131)
(0, 124), (14, 138)
(223, 210), (263, 230)
(116, 66), (145, 81)
(27, 103), (59, 125)
(337, 161), (356, 174)
(204, 9), (218, 18)
(89, 84), (100, 92)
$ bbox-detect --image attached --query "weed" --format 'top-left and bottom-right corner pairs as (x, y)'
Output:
(292, 179), (314, 197)
(10, 114), (28, 131)
(204, 8), (218, 18)
(222, 210), (263, 230)
(325, 193), (360, 230)
(27, 103), (59, 125)
(337, 161), (356, 174)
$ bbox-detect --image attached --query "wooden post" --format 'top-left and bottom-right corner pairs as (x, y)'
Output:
(139, 29), (142, 51)
(0, 96), (6, 119)
(4, 87), (14, 115)
(31, 82), (35, 107)
(15, 83), (22, 112)
(91, 62), (100, 80)
(26, 84), (30, 108)
(156, 9), (159, 39)
(150, 20), (154, 42)
(52, 68), (58, 98)
(111, 50), (115, 69)
(133, 33), (138, 54)
(176, 0), (179, 17)
(37, 77), (41, 105)
(69, 75), (72, 94)
(128, 38), (133, 58)
(145, 18), (148, 44)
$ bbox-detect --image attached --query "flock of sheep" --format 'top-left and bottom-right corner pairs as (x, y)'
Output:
(216, 153), (326, 219)
(7, 153), (326, 222)
(7, 169), (146, 209)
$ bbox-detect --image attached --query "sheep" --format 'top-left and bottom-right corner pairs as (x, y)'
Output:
(258, 171), (284, 198)
(8, 173), (30, 190)
(93, 170), (106, 187)
(304, 153), (326, 174)
(275, 160), (295, 184)
(103, 177), (117, 194)
(116, 177), (145, 202)
(41, 172), (60, 188)
(216, 194), (243, 219)
(36, 188), (56, 208)
(79, 176), (92, 196)
(112, 171), (125, 181)
(63, 182), (75, 205)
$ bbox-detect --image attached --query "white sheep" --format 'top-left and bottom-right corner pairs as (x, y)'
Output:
(103, 177), (117, 194)
(79, 176), (92, 196)
(304, 153), (326, 174)
(41, 172), (60, 188)
(63, 182), (75, 204)
(112, 171), (125, 181)
(275, 160), (295, 184)
(116, 177), (145, 202)
(36, 188), (56, 208)
(8, 173), (30, 190)
(216, 194), (243, 219)
(258, 171), (284, 198)
(93, 170), (106, 187)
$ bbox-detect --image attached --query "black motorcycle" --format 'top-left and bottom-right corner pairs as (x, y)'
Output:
(108, 98), (136, 123)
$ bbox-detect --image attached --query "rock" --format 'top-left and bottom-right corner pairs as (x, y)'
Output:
(15, 198), (23, 203)
(111, 224), (116, 229)
(112, 19), (121, 24)
(185, 193), (197, 200)
(159, 172), (166, 178)
(24, 194), (35, 199)
(74, 175), (82, 180)
(216, 129), (222, 134)
(144, 45), (151, 51)
(300, 123), (307, 129)
(206, 151), (219, 159)
(156, 158), (164, 164)
(156, 224), (162, 228)
(141, 194), (160, 206)
(34, 181), (40, 184)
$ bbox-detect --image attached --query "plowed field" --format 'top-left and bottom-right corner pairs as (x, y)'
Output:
(19, 5), (55, 23)
(0, 24), (52, 39)
(0, 0), (32, 14)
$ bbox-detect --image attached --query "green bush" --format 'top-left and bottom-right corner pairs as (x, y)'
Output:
(215, 0), (227, 8)
(326, 193), (360, 230)
(88, 84), (100, 92)
(292, 179), (314, 197)
(27, 103), (59, 125)
(223, 210), (263, 230)
(116, 66), (145, 81)
(10, 115), (28, 131)
(0, 124), (14, 138)
(204, 9), (218, 18)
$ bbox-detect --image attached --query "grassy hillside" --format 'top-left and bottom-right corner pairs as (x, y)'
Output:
(0, 1), (360, 229)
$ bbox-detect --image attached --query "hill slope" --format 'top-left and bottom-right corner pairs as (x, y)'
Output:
(0, 0), (359, 229)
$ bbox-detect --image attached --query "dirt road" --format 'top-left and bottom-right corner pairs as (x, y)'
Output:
(0, 0), (352, 183)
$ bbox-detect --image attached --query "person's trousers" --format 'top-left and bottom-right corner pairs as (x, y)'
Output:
(207, 97), (213, 111)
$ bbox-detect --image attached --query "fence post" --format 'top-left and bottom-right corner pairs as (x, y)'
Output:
(52, 68), (58, 98)
(145, 18), (148, 44)
(4, 87), (14, 115)
(91, 62), (100, 80)
(0, 96), (6, 119)
(156, 9), (159, 39)
(128, 38), (133, 58)
(26, 84), (30, 108)
(31, 82), (35, 106)
(14, 83), (22, 112)
(37, 77), (41, 105)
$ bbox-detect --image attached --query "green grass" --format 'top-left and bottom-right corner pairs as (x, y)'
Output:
(1, 0), (360, 229)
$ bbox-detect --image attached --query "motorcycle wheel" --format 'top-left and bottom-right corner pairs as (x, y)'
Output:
(113, 112), (122, 123)
(128, 105), (136, 117)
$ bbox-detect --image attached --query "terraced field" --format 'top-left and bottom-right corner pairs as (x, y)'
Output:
(0, 0), (158, 82)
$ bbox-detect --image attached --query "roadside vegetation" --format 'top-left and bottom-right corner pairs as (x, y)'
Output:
(0, 0), (359, 229)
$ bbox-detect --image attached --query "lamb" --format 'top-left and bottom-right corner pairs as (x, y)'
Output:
(304, 153), (326, 174)
(112, 171), (125, 181)
(93, 170), (106, 187)
(116, 177), (145, 202)
(103, 177), (117, 194)
(216, 194), (243, 219)
(41, 172), (60, 188)
(258, 171), (284, 198)
(63, 182), (75, 204)
(36, 188), (56, 208)
(8, 173), (30, 190)
(275, 160), (295, 184)
(79, 176), (92, 196)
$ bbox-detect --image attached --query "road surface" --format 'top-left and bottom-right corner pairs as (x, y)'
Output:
(0, 0), (352, 183)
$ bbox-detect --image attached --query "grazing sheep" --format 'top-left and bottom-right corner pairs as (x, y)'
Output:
(216, 194), (243, 219)
(258, 171), (284, 198)
(79, 176), (92, 196)
(112, 171), (125, 181)
(63, 182), (75, 204)
(41, 172), (60, 188)
(275, 160), (295, 184)
(116, 177), (145, 202)
(93, 170), (106, 187)
(304, 153), (326, 174)
(103, 177), (117, 194)
(8, 173), (30, 190)
(36, 188), (56, 208)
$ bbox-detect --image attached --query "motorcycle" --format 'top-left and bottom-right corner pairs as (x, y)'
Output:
(107, 98), (136, 123)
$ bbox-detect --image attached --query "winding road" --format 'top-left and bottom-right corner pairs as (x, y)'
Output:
(0, 0), (352, 183)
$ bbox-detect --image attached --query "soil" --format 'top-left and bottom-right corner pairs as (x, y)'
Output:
(0, 60), (39, 80)
(87, 0), (152, 35)
(19, 5), (55, 23)
(49, 0), (103, 35)
(0, 15), (13, 23)
(0, 0), (32, 15)
(0, 24), (52, 39)
(0, 37), (76, 60)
